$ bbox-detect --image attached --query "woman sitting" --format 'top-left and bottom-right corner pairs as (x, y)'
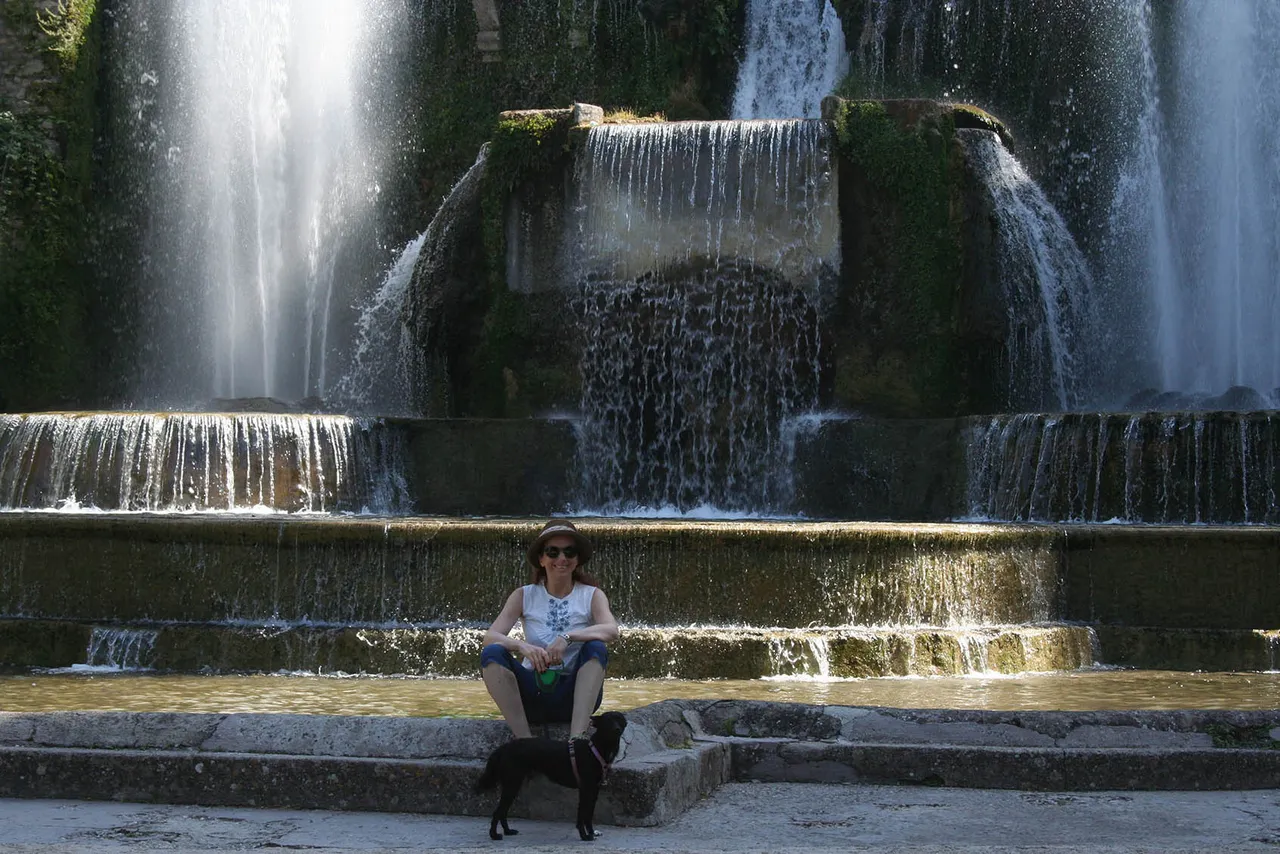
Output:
(480, 520), (619, 738)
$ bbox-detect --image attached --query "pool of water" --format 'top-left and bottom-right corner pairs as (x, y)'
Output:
(2, 668), (1279, 715)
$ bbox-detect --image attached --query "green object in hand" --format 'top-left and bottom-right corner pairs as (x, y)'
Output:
(536, 668), (562, 692)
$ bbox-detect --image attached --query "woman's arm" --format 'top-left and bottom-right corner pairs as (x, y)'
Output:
(483, 587), (553, 671)
(552, 588), (621, 651)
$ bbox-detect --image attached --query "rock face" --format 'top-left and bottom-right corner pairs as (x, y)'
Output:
(0, 1), (63, 126)
(827, 98), (1015, 417)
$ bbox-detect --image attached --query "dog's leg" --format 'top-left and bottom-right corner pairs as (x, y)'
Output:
(576, 786), (601, 841)
(490, 775), (523, 840)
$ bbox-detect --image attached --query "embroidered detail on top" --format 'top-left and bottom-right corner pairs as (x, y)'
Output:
(547, 596), (571, 634)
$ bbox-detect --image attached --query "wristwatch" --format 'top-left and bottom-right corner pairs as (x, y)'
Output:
(560, 632), (572, 643)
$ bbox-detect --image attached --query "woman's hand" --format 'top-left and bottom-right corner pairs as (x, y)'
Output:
(545, 634), (569, 665)
(519, 641), (554, 672)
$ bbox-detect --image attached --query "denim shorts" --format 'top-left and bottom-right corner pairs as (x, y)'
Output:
(480, 640), (608, 724)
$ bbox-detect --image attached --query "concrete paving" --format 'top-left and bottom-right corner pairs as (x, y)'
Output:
(1, 783), (1280, 853)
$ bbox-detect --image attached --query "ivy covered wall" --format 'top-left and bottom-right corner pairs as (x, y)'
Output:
(403, 0), (745, 230)
(0, 0), (100, 411)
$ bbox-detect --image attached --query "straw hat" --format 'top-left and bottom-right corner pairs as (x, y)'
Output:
(526, 519), (594, 568)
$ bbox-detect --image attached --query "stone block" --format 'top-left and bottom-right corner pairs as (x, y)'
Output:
(573, 102), (604, 126)
(826, 707), (1055, 747)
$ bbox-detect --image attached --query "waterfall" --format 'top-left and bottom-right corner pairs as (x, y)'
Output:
(401, 145), (490, 417)
(1106, 0), (1180, 394)
(86, 628), (158, 670)
(732, 0), (849, 119)
(965, 411), (1280, 524)
(840, 0), (1280, 405)
(329, 233), (427, 416)
(960, 130), (1095, 410)
(1138, 1), (1280, 396)
(0, 413), (410, 514)
(566, 121), (838, 513)
(111, 0), (408, 405)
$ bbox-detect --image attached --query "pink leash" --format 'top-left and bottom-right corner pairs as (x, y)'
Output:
(568, 739), (611, 788)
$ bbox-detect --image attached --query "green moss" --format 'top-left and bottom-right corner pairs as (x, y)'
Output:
(408, 0), (745, 225)
(0, 0), (100, 409)
(827, 98), (968, 416)
(480, 111), (575, 291)
(1204, 724), (1280, 750)
(36, 0), (96, 69)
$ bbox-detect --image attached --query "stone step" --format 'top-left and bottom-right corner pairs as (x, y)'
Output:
(0, 619), (1096, 677)
(1, 702), (1279, 822)
(0, 515), (1061, 627)
(0, 705), (728, 826)
(5, 515), (1280, 634)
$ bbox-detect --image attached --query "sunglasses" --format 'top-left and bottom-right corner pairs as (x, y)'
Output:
(542, 545), (579, 559)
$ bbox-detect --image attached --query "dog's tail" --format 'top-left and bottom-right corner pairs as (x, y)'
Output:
(473, 752), (500, 794)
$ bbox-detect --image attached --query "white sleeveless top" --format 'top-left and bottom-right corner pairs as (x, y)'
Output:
(521, 582), (596, 671)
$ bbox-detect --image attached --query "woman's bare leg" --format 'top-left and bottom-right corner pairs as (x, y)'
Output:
(483, 663), (532, 738)
(570, 658), (605, 738)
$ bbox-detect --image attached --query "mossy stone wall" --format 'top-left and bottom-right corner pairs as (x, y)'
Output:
(406, 1), (745, 246)
(0, 0), (100, 410)
(826, 97), (1008, 417)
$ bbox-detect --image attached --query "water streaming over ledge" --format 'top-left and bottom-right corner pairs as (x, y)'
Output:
(567, 120), (837, 513)
(965, 411), (1280, 524)
(0, 414), (410, 514)
(961, 131), (1095, 411)
(329, 232), (428, 416)
(840, 0), (1280, 404)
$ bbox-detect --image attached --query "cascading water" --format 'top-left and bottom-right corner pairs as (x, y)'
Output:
(332, 146), (490, 417)
(732, 0), (849, 119)
(960, 130), (1095, 410)
(85, 628), (158, 671)
(329, 233), (428, 416)
(110, 0), (408, 405)
(567, 120), (839, 513)
(965, 411), (1280, 524)
(1135, 1), (1280, 397)
(841, 0), (1280, 405)
(0, 413), (410, 514)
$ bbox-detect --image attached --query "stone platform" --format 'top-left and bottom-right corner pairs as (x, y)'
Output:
(2, 701), (1279, 826)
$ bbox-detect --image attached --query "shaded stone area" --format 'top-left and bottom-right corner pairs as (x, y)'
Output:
(2, 701), (1280, 827)
(1061, 527), (1280, 630)
(1094, 626), (1280, 672)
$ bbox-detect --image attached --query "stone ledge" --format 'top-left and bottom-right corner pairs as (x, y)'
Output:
(0, 740), (729, 827)
(696, 700), (1280, 744)
(3, 703), (1280, 822)
(723, 739), (1280, 790)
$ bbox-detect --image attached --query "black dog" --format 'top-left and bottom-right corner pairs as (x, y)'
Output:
(474, 711), (628, 841)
